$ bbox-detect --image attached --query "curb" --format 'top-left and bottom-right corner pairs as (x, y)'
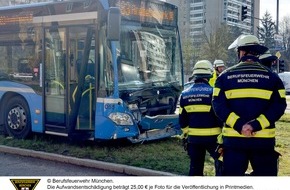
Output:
(0, 145), (175, 176)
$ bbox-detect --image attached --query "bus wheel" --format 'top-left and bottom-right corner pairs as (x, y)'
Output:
(4, 96), (31, 139)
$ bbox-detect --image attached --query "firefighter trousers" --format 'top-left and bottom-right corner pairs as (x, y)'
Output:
(187, 143), (217, 176)
(223, 147), (280, 176)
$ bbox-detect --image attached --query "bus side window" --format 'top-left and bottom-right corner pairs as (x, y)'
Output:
(18, 59), (31, 73)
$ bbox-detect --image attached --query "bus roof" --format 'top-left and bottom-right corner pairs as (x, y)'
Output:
(0, 0), (99, 14)
(0, 1), (54, 11)
(0, 0), (99, 27)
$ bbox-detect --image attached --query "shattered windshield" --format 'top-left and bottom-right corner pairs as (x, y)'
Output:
(116, 22), (182, 89)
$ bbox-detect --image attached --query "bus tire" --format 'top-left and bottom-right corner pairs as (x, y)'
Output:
(4, 96), (31, 139)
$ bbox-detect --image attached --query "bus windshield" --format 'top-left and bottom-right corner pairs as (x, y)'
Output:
(117, 23), (182, 89)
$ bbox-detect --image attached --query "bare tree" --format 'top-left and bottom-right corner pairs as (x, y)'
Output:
(278, 16), (290, 71)
(182, 40), (195, 76)
(279, 16), (290, 52)
(199, 24), (232, 64)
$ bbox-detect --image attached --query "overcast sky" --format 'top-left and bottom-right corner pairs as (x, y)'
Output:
(260, 0), (290, 21)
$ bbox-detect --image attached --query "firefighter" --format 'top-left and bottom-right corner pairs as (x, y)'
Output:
(179, 60), (223, 176)
(212, 34), (287, 176)
(209, 59), (226, 86)
(259, 50), (278, 70)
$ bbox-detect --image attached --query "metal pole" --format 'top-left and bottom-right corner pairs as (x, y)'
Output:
(276, 0), (279, 34)
(276, 0), (280, 72)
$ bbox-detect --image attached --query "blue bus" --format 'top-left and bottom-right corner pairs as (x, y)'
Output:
(0, 0), (183, 143)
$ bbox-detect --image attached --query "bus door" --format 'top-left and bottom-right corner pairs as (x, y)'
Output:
(68, 26), (96, 131)
(44, 26), (95, 134)
(44, 27), (67, 133)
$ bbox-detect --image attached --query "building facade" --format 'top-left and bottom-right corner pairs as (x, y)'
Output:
(166, 0), (260, 46)
(1, 0), (58, 6)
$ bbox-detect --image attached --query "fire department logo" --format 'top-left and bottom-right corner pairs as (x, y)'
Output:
(10, 179), (40, 190)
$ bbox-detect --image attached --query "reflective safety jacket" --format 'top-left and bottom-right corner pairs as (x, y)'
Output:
(179, 79), (223, 144)
(212, 59), (287, 149)
(209, 70), (217, 87)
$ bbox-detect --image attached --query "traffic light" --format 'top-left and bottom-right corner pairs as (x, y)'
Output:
(279, 59), (285, 72)
(240, 5), (247, 21)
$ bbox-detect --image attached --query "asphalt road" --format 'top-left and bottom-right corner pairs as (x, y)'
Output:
(0, 152), (125, 176)
(0, 145), (174, 176)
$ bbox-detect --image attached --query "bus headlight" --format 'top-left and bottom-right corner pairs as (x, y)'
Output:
(108, 112), (134, 126)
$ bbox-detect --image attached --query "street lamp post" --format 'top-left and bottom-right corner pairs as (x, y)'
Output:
(276, 0), (279, 34)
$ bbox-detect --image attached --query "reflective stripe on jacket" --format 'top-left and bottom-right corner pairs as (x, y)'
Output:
(188, 127), (221, 136)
